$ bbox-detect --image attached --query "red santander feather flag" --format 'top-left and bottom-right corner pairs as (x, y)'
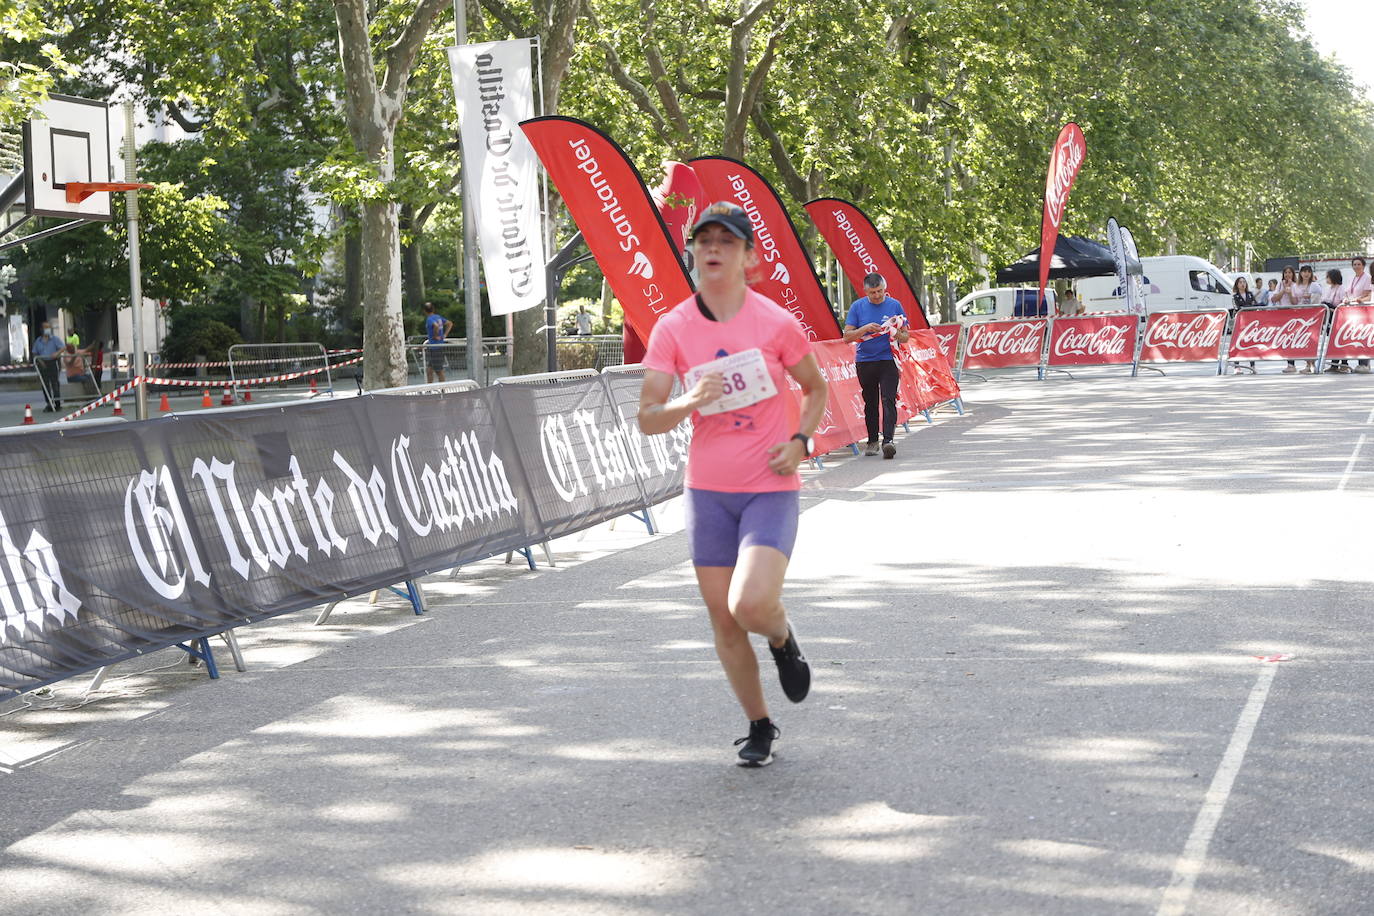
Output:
(1038, 123), (1086, 309)
(690, 157), (841, 340)
(804, 198), (930, 330)
(519, 116), (694, 343)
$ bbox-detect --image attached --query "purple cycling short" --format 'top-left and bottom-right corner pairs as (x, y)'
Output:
(684, 488), (799, 567)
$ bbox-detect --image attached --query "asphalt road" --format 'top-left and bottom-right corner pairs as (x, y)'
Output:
(1, 369), (1371, 915)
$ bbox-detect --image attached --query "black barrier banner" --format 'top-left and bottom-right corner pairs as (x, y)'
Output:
(597, 368), (691, 508)
(0, 379), (688, 697)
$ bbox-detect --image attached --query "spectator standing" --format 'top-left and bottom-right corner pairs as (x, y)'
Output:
(1271, 266), (1299, 308)
(31, 321), (63, 411)
(1288, 265), (1321, 373)
(423, 301), (453, 383)
(1231, 277), (1259, 373)
(1255, 278), (1271, 306)
(1343, 256), (1372, 372)
(1060, 289), (1084, 315)
(575, 306), (593, 336)
(1322, 268), (1350, 373)
(62, 342), (95, 396)
(843, 273), (911, 458)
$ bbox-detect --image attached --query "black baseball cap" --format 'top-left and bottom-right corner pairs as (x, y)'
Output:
(690, 201), (753, 244)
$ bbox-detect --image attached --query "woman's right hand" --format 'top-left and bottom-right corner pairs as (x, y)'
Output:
(688, 371), (725, 409)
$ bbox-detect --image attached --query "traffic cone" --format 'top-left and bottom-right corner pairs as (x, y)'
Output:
(22, 404), (33, 425)
(159, 393), (171, 413)
(242, 386), (251, 403)
(201, 388), (212, 408)
(112, 397), (123, 416)
(220, 387), (234, 406)
(309, 377), (318, 394)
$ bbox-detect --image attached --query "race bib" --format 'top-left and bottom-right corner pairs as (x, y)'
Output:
(684, 348), (777, 416)
(859, 313), (908, 341)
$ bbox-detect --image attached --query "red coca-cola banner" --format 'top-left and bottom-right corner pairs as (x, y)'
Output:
(962, 319), (1048, 370)
(1139, 310), (1227, 363)
(520, 117), (693, 342)
(788, 340), (868, 454)
(931, 323), (961, 370)
(895, 330), (961, 413)
(1046, 314), (1137, 367)
(1039, 123), (1086, 308)
(1324, 305), (1374, 360)
(690, 157), (841, 341)
(1228, 307), (1324, 361)
(804, 198), (931, 330)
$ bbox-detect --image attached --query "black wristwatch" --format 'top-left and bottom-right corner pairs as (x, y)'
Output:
(791, 432), (816, 457)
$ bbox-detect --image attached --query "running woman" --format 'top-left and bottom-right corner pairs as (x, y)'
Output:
(638, 201), (829, 767)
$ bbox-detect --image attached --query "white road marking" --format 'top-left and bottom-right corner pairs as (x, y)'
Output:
(1337, 434), (1366, 492)
(1156, 663), (1280, 916)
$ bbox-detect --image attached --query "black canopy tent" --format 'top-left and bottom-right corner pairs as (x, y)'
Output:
(995, 235), (1117, 284)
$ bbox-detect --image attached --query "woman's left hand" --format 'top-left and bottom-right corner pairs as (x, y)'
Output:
(766, 438), (806, 476)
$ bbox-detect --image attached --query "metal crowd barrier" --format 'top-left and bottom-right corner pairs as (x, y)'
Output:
(555, 334), (625, 370)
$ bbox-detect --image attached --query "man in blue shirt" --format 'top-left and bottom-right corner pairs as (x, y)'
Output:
(423, 301), (453, 383)
(843, 273), (910, 458)
(31, 320), (64, 412)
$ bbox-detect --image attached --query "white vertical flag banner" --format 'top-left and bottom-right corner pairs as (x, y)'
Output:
(448, 39), (547, 315)
(1120, 226), (1147, 314)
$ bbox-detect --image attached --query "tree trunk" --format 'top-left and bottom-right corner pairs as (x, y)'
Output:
(399, 203), (426, 312)
(342, 217), (363, 336)
(361, 198), (407, 388)
(511, 300), (546, 375)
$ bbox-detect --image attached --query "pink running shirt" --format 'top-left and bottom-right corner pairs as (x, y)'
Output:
(644, 290), (811, 492)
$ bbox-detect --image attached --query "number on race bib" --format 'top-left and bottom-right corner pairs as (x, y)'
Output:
(684, 349), (777, 416)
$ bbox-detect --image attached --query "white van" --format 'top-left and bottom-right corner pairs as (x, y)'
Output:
(1076, 255), (1235, 313)
(953, 288), (1056, 326)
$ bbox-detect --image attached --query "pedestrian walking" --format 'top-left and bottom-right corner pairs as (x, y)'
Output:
(638, 201), (828, 767)
(31, 321), (63, 411)
(423, 301), (452, 383)
(843, 273), (911, 458)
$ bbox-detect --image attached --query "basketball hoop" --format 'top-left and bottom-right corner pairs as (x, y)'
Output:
(65, 181), (153, 204)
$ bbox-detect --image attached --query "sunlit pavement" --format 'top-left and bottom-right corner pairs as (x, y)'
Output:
(1, 370), (1372, 914)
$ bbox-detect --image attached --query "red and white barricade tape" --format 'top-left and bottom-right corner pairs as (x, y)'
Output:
(56, 378), (141, 422)
(146, 348), (362, 370)
(54, 355), (364, 423)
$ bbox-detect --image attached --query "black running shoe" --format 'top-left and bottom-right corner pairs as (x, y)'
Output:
(770, 624), (811, 703)
(882, 441), (896, 459)
(734, 717), (779, 767)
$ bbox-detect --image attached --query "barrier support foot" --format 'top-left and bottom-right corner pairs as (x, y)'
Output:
(176, 637), (220, 679)
(627, 509), (656, 536)
(220, 629), (247, 671)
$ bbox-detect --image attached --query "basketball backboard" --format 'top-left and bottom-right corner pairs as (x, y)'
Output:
(22, 94), (113, 221)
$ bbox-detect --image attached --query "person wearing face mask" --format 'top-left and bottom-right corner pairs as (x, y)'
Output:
(31, 322), (64, 412)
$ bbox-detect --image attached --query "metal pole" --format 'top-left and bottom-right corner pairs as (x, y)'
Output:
(123, 100), (148, 419)
(534, 36), (555, 372)
(456, 2), (482, 383)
